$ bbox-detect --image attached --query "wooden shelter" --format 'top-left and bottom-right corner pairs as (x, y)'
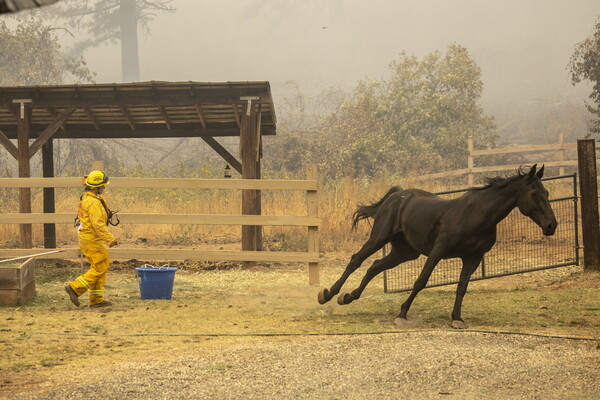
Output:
(0, 81), (276, 251)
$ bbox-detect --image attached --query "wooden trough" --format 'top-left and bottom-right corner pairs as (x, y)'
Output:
(0, 257), (35, 306)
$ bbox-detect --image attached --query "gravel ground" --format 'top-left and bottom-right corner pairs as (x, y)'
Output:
(12, 331), (600, 400)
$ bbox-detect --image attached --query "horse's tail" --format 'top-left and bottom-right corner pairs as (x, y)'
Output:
(351, 186), (403, 231)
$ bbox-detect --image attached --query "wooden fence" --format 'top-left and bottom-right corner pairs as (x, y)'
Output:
(417, 133), (599, 184)
(0, 164), (321, 284)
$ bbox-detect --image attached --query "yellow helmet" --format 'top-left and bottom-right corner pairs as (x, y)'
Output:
(85, 170), (109, 187)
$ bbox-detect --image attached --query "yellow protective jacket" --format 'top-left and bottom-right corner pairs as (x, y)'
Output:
(77, 192), (116, 264)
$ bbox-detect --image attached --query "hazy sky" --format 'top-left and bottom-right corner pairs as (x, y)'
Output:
(37, 0), (600, 113)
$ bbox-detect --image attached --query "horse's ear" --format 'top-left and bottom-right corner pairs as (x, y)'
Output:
(536, 164), (545, 179)
(526, 164), (538, 179)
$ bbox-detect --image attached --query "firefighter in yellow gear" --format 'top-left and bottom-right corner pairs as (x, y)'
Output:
(65, 170), (118, 308)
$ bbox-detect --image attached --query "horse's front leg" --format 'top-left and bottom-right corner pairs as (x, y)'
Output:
(450, 255), (483, 329)
(395, 248), (444, 325)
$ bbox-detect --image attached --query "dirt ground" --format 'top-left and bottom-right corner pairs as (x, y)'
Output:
(1, 254), (599, 400)
(7, 331), (600, 400)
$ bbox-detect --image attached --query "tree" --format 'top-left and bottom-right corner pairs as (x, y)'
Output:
(262, 82), (347, 176)
(570, 17), (600, 136)
(0, 18), (93, 85)
(0, 18), (95, 177)
(267, 44), (496, 179)
(51, 0), (174, 81)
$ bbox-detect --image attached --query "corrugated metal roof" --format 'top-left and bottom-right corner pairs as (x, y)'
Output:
(0, 81), (277, 139)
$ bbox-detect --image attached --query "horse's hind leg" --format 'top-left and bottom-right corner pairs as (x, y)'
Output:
(319, 195), (406, 305)
(318, 216), (395, 304)
(337, 236), (419, 305)
(317, 237), (387, 304)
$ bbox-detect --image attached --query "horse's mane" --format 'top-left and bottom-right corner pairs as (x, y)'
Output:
(468, 167), (528, 191)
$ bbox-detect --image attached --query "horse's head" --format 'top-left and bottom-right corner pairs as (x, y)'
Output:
(517, 164), (557, 236)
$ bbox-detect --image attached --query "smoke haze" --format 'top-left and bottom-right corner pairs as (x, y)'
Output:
(21, 0), (600, 131)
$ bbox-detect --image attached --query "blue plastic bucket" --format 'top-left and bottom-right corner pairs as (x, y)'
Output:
(135, 265), (178, 300)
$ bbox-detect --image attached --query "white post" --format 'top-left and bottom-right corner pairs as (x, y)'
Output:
(559, 132), (565, 176)
(92, 160), (105, 171)
(467, 137), (474, 186)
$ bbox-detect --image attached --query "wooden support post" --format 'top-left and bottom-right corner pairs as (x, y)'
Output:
(306, 164), (319, 285)
(201, 136), (242, 174)
(17, 107), (32, 248)
(240, 100), (262, 266)
(467, 136), (474, 186)
(0, 128), (18, 159)
(29, 107), (75, 158)
(577, 139), (600, 271)
(42, 140), (56, 248)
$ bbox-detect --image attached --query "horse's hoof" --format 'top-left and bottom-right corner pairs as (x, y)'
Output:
(451, 320), (467, 329)
(337, 293), (350, 305)
(394, 317), (412, 327)
(317, 289), (329, 305)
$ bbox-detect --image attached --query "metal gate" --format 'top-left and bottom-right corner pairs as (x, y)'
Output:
(383, 174), (579, 293)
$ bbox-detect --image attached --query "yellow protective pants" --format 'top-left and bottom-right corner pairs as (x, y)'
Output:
(69, 256), (110, 305)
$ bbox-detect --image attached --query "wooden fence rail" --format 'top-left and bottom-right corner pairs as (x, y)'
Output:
(416, 133), (599, 184)
(0, 177), (317, 190)
(0, 165), (321, 284)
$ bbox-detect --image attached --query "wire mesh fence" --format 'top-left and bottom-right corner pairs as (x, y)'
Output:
(383, 174), (579, 293)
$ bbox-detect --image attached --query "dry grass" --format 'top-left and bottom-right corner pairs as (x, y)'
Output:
(0, 256), (598, 377)
(0, 175), (576, 253)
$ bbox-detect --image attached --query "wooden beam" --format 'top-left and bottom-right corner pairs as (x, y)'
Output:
(256, 107), (262, 162)
(232, 103), (241, 127)
(0, 213), (319, 227)
(195, 104), (207, 129)
(0, 125), (277, 139)
(17, 108), (32, 248)
(83, 106), (101, 130)
(29, 107), (76, 158)
(471, 143), (579, 156)
(241, 100), (262, 254)
(42, 140), (56, 248)
(306, 164), (320, 285)
(577, 139), (600, 270)
(415, 160), (589, 181)
(0, 248), (319, 263)
(201, 136), (242, 174)
(120, 106), (136, 130)
(0, 90), (270, 108)
(5, 105), (18, 120)
(0, 128), (18, 158)
(0, 177), (318, 190)
(159, 106), (172, 130)
(46, 107), (66, 131)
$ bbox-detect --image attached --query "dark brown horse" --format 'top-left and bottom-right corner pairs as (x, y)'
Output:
(318, 165), (557, 328)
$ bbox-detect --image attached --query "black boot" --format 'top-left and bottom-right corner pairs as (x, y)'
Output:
(65, 285), (80, 307)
